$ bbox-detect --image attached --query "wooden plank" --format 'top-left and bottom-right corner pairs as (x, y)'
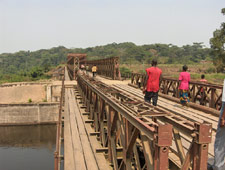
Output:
(116, 84), (218, 127)
(69, 89), (99, 170)
(64, 90), (75, 170)
(85, 119), (112, 170)
(117, 84), (217, 117)
(67, 90), (87, 170)
(113, 84), (216, 163)
(77, 99), (112, 170)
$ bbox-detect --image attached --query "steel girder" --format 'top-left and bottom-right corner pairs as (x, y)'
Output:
(54, 68), (65, 170)
(67, 53), (87, 80)
(76, 73), (212, 170)
(85, 57), (121, 80)
(131, 73), (223, 110)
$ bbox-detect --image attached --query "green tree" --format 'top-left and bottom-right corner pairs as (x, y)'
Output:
(210, 8), (225, 72)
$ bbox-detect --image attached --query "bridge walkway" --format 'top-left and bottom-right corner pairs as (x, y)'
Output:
(93, 73), (218, 165)
(62, 70), (218, 168)
(113, 84), (217, 163)
(63, 70), (111, 170)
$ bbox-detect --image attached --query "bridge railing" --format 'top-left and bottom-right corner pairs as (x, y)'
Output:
(77, 73), (212, 170)
(54, 68), (65, 170)
(86, 56), (121, 80)
(67, 53), (87, 80)
(67, 54), (121, 80)
(131, 73), (223, 110)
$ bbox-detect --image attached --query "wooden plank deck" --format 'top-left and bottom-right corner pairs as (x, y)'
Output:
(64, 69), (111, 170)
(84, 73), (217, 164)
(64, 88), (112, 170)
(112, 84), (218, 165)
(63, 70), (217, 168)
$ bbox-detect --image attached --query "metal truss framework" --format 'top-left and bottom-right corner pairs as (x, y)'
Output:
(85, 57), (121, 80)
(77, 73), (212, 170)
(67, 53), (87, 80)
(67, 54), (121, 80)
(131, 73), (223, 110)
(54, 69), (65, 170)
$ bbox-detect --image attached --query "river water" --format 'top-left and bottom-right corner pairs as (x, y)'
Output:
(0, 125), (56, 170)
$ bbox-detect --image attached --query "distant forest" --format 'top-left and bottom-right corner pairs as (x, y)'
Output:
(0, 42), (214, 82)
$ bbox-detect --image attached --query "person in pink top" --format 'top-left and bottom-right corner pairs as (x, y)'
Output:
(143, 59), (162, 107)
(179, 65), (190, 106)
(200, 74), (207, 83)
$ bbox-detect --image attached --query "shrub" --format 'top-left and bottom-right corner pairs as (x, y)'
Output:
(206, 67), (216, 73)
(120, 67), (131, 74)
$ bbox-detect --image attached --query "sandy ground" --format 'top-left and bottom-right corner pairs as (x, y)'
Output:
(0, 73), (124, 104)
(0, 84), (46, 104)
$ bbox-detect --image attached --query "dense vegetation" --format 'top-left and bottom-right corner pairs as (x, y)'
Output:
(0, 42), (215, 83)
(73, 42), (213, 64)
(210, 8), (225, 72)
(0, 46), (68, 83)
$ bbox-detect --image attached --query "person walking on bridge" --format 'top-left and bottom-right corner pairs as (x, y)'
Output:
(178, 65), (190, 107)
(143, 59), (162, 108)
(208, 79), (225, 170)
(92, 65), (97, 77)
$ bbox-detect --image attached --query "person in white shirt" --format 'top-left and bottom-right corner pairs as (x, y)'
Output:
(209, 79), (225, 170)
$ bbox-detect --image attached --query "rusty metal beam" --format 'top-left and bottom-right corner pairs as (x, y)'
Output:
(77, 73), (173, 170)
(54, 68), (65, 170)
(130, 73), (223, 110)
(85, 57), (121, 80)
(67, 53), (87, 80)
(76, 73), (212, 170)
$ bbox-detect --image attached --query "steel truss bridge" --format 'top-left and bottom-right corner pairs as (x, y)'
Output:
(54, 53), (222, 170)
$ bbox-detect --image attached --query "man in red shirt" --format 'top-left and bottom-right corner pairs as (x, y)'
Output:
(143, 59), (162, 107)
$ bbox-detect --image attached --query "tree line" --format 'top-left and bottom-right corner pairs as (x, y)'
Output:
(0, 42), (218, 82)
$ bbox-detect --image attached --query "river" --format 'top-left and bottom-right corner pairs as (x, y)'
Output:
(0, 125), (57, 170)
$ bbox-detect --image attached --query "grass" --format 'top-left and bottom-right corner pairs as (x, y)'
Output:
(120, 63), (225, 85)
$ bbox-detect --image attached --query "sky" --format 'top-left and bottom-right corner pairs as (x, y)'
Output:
(0, 0), (224, 53)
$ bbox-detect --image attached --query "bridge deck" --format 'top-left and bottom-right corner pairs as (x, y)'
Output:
(63, 70), (218, 168)
(64, 87), (111, 170)
(64, 70), (111, 170)
(112, 84), (217, 163)
(93, 73), (217, 165)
